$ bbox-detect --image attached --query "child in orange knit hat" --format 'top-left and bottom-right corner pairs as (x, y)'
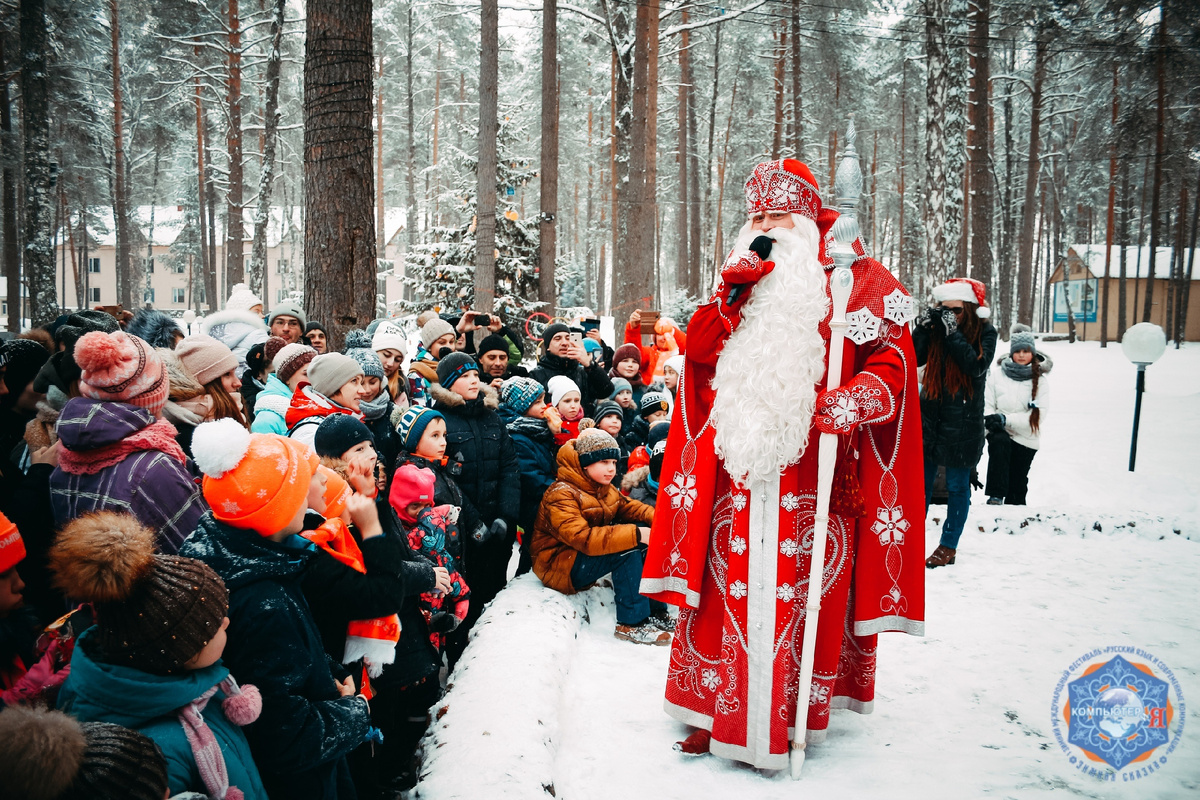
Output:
(178, 418), (373, 800)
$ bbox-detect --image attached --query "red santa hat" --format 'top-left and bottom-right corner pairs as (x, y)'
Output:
(744, 159), (822, 221)
(932, 278), (991, 319)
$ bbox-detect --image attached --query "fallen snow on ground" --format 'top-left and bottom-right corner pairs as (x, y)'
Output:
(416, 341), (1200, 799)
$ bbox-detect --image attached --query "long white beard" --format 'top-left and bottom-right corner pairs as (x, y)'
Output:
(710, 217), (829, 487)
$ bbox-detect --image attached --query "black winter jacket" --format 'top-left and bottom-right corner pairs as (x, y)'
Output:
(528, 352), (615, 417)
(179, 513), (371, 800)
(430, 383), (520, 529)
(376, 499), (443, 688)
(298, 516), (436, 671)
(914, 315), (998, 470)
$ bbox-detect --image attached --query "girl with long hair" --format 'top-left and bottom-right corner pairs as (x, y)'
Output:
(984, 324), (1051, 506)
(164, 335), (249, 456)
(914, 279), (998, 568)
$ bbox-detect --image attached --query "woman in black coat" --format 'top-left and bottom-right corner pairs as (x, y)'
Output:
(428, 353), (521, 668)
(913, 280), (997, 569)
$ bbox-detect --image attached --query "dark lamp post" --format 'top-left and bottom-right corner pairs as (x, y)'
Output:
(1121, 323), (1166, 472)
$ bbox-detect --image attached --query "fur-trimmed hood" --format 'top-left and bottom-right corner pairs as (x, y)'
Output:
(125, 309), (182, 349)
(620, 465), (650, 494)
(199, 308), (267, 335)
(428, 381), (499, 411)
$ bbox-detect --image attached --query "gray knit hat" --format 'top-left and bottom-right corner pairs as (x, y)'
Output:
(575, 428), (620, 468)
(307, 352), (363, 398)
(268, 301), (307, 328)
(343, 329), (385, 380)
(1009, 323), (1036, 357)
(420, 317), (456, 351)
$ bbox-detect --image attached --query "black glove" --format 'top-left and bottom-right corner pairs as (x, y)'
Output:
(429, 611), (462, 633)
(939, 307), (959, 336)
(471, 521), (490, 542)
(919, 306), (940, 330)
(985, 413), (1006, 433)
(748, 235), (774, 261)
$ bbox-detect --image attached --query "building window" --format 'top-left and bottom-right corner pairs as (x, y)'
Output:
(90, 287), (101, 302)
(88, 258), (101, 274)
(196, 287), (206, 304)
(172, 288), (185, 304)
(1, 301), (6, 315)
(276, 258), (288, 275)
(170, 260), (185, 274)
(143, 288), (155, 304)
(277, 289), (287, 303)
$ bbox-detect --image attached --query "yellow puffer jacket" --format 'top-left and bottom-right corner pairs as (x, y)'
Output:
(531, 440), (655, 594)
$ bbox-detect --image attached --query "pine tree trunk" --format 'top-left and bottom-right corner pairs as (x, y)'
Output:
(686, 34), (701, 298)
(145, 131), (162, 307)
(1180, 169), (1200, 345)
(195, 71), (215, 312)
(109, 0), (132, 311)
(618, 0), (654, 311)
(967, 0), (993, 317)
(712, 71), (738, 279)
(924, 0), (968, 292)
(538, 0), (559, 308)
(1143, 4), (1167, 323)
(676, 13), (690, 293)
(1102, 61), (1118, 346)
(1016, 23), (1046, 326)
(225, 0), (245, 288)
(1118, 165), (1129, 340)
(475, 0), (499, 312)
(702, 26), (721, 271)
(1, 37), (20, 331)
(249, 0), (285, 300)
(376, 55), (385, 245)
(772, 29), (785, 159)
(405, 2), (416, 249)
(304, 0), (377, 345)
(20, 0), (55, 325)
(790, 0), (801, 156)
(430, 46), (440, 227)
(645, 0), (659, 303)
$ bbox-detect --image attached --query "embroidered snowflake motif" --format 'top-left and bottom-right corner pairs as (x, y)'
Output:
(780, 493), (801, 512)
(274, 451), (291, 473)
(777, 583), (796, 602)
(730, 536), (747, 556)
(728, 580), (748, 600)
(731, 493), (747, 512)
(665, 473), (697, 512)
(872, 507), (910, 546)
(780, 538), (800, 557)
(221, 500), (242, 514)
(701, 668), (722, 691)
(883, 289), (917, 327)
(845, 307), (882, 346)
(824, 394), (860, 431)
(809, 683), (831, 705)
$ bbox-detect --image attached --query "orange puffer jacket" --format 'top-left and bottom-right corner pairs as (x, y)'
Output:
(531, 440), (655, 594)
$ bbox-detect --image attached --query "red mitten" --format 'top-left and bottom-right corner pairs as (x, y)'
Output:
(720, 249), (775, 286)
(814, 373), (893, 436)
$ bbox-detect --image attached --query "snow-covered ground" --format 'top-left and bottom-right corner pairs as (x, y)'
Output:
(415, 340), (1200, 799)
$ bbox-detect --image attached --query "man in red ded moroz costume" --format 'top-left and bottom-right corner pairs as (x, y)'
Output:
(640, 152), (926, 769)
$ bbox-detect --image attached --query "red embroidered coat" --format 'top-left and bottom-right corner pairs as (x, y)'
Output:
(640, 217), (926, 769)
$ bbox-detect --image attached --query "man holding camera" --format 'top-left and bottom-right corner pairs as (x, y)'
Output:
(529, 323), (614, 418)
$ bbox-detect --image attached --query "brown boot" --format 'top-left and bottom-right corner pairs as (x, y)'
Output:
(925, 545), (956, 568)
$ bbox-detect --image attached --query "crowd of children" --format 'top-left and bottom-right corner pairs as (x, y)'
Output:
(0, 295), (684, 800)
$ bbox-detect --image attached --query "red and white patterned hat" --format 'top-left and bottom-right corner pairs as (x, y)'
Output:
(74, 331), (169, 414)
(744, 159), (822, 221)
(932, 278), (991, 319)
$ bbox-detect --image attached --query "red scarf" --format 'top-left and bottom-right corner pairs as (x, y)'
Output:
(285, 383), (362, 429)
(58, 420), (188, 475)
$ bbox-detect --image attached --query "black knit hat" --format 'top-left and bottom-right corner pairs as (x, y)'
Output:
(33, 349), (81, 394)
(594, 400), (624, 424)
(477, 334), (510, 359)
(437, 351), (478, 388)
(2, 339), (51, 396)
(639, 390), (671, 419)
(54, 310), (120, 351)
(50, 512), (229, 675)
(72, 721), (170, 800)
(314, 413), (375, 459)
(648, 421), (670, 482)
(542, 322), (570, 346)
(246, 341), (268, 375)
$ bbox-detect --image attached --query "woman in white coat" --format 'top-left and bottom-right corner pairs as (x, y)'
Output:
(984, 324), (1050, 505)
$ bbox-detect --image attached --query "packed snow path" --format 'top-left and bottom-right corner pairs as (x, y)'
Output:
(415, 341), (1200, 799)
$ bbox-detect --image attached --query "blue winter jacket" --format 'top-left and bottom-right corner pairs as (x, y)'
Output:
(179, 513), (371, 800)
(498, 406), (558, 536)
(59, 628), (268, 800)
(250, 373), (291, 435)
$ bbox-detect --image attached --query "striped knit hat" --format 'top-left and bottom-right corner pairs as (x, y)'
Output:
(500, 376), (545, 416)
(274, 343), (316, 385)
(73, 331), (169, 415)
(396, 405), (444, 453)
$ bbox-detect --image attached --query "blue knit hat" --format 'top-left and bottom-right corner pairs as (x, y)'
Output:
(500, 376), (545, 416)
(582, 338), (602, 354)
(436, 351), (478, 389)
(608, 377), (633, 398)
(397, 405), (445, 453)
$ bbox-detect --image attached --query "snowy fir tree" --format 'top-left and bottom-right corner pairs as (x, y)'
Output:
(399, 116), (541, 326)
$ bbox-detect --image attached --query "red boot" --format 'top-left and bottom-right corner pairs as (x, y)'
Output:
(673, 728), (712, 756)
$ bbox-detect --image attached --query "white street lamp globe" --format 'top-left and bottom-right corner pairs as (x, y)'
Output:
(1121, 322), (1167, 366)
(181, 309), (196, 324)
